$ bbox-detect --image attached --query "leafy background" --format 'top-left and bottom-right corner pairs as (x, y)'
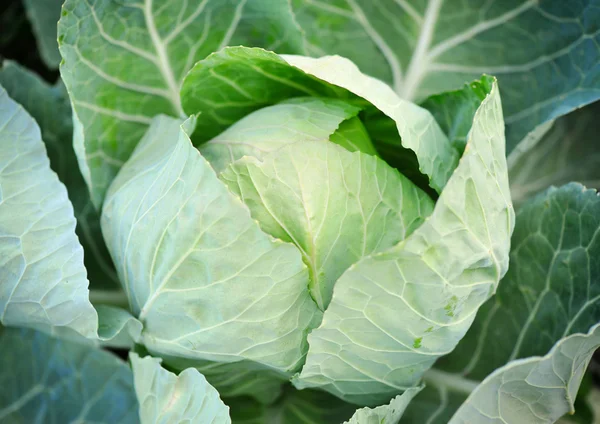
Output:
(0, 0), (599, 422)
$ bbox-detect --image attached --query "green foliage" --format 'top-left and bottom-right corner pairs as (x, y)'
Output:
(0, 327), (138, 423)
(0, 1), (599, 423)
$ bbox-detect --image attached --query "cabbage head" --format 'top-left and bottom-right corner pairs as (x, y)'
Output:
(100, 47), (514, 410)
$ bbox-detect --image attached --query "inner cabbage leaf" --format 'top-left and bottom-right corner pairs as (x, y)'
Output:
(181, 47), (458, 194)
(292, 79), (512, 406)
(200, 97), (367, 173)
(204, 94), (433, 310)
(222, 141), (433, 310)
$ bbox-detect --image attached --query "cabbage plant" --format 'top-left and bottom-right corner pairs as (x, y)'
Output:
(1, 1), (599, 423)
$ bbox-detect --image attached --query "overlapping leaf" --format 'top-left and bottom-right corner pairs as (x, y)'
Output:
(291, 0), (600, 151)
(404, 183), (600, 423)
(0, 82), (142, 349)
(450, 324), (600, 424)
(294, 79), (513, 406)
(101, 115), (321, 399)
(343, 387), (422, 424)
(278, 53), (459, 193)
(0, 60), (119, 289)
(161, 356), (289, 405)
(0, 85), (97, 339)
(200, 97), (364, 174)
(58, 0), (305, 206)
(440, 184), (600, 382)
(182, 47), (458, 193)
(131, 353), (230, 423)
(97, 305), (143, 349)
(222, 141), (433, 310)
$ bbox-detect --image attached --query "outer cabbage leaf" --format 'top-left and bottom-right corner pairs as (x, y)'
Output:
(222, 141), (434, 310)
(97, 305), (143, 349)
(0, 326), (138, 423)
(294, 80), (513, 405)
(200, 97), (363, 174)
(0, 85), (98, 339)
(343, 387), (422, 424)
(439, 184), (600, 382)
(509, 102), (600, 204)
(131, 353), (230, 424)
(58, 0), (305, 207)
(22, 0), (63, 69)
(0, 60), (119, 289)
(101, 116), (321, 395)
(181, 47), (458, 193)
(403, 183), (600, 423)
(291, 0), (600, 152)
(449, 324), (600, 424)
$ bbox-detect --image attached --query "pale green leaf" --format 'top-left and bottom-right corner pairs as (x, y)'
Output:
(181, 47), (458, 193)
(449, 324), (600, 423)
(291, 0), (600, 151)
(58, 0), (305, 207)
(329, 115), (379, 156)
(509, 102), (600, 204)
(221, 141), (434, 310)
(281, 54), (459, 192)
(101, 115), (321, 388)
(97, 305), (143, 349)
(0, 326), (138, 423)
(293, 80), (513, 406)
(0, 60), (119, 290)
(344, 386), (422, 424)
(200, 97), (362, 174)
(23, 0), (63, 69)
(439, 183), (600, 381)
(131, 353), (230, 424)
(403, 183), (600, 423)
(0, 85), (97, 339)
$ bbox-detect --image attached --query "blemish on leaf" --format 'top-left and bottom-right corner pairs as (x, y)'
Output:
(444, 295), (459, 317)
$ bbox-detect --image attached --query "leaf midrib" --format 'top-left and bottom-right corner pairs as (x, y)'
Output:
(143, 0), (185, 117)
